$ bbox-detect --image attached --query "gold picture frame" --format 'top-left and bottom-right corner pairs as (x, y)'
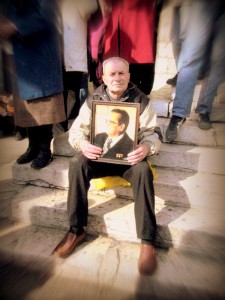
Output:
(91, 101), (140, 165)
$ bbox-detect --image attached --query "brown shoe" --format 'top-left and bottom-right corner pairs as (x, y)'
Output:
(52, 231), (87, 258)
(138, 244), (157, 276)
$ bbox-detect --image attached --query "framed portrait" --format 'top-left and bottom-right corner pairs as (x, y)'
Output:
(91, 101), (140, 165)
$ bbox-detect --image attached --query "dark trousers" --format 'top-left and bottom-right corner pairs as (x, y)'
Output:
(67, 154), (156, 244)
(63, 70), (83, 120)
(28, 124), (53, 147)
(129, 63), (155, 95)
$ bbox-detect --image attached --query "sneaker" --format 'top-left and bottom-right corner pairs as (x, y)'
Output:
(165, 115), (186, 142)
(198, 113), (211, 130)
(166, 73), (178, 86)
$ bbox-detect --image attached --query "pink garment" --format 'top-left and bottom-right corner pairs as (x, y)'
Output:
(89, 0), (155, 64)
(88, 10), (109, 60)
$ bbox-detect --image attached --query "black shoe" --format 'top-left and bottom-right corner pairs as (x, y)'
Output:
(166, 73), (178, 86)
(17, 147), (39, 164)
(198, 113), (211, 130)
(165, 115), (186, 142)
(31, 149), (53, 169)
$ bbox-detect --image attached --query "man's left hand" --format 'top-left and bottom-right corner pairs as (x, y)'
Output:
(126, 144), (149, 165)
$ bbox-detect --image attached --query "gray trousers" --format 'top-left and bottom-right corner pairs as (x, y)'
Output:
(67, 154), (156, 244)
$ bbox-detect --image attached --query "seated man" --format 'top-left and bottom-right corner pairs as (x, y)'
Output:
(52, 56), (161, 276)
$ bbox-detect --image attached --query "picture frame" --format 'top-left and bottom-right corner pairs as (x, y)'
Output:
(91, 101), (140, 165)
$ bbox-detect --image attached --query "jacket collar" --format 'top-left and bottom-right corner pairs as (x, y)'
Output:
(93, 82), (136, 102)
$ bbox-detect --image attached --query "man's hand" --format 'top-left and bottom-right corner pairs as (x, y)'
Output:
(80, 140), (102, 160)
(126, 144), (149, 165)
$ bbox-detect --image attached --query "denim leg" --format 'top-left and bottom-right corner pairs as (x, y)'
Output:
(196, 11), (225, 114)
(170, 4), (191, 67)
(173, 1), (219, 117)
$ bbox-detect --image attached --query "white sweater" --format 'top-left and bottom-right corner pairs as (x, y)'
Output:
(60, 0), (98, 72)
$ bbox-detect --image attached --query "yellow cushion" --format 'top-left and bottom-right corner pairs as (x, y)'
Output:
(91, 161), (158, 190)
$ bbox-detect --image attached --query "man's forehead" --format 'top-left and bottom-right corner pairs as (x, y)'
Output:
(105, 61), (128, 72)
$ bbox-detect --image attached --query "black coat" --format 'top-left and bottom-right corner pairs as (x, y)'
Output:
(94, 132), (134, 160)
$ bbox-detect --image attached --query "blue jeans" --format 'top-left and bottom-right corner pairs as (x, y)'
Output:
(196, 10), (225, 114)
(172, 1), (222, 118)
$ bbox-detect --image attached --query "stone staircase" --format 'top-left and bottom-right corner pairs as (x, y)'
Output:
(1, 84), (225, 299)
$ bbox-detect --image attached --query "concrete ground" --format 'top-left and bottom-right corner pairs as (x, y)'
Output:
(0, 135), (225, 300)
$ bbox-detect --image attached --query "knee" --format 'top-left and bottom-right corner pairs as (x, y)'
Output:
(69, 153), (88, 172)
(133, 161), (153, 180)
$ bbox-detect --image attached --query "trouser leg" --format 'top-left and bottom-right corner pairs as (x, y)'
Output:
(129, 63), (155, 95)
(67, 155), (156, 243)
(28, 124), (53, 147)
(122, 161), (156, 244)
(173, 1), (218, 117)
(196, 10), (225, 114)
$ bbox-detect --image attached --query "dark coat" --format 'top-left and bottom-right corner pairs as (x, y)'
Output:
(94, 132), (134, 160)
(7, 0), (63, 101)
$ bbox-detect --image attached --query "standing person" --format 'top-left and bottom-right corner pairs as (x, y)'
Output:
(195, 7), (225, 130)
(60, 0), (98, 132)
(52, 57), (161, 276)
(89, 0), (156, 95)
(165, 1), (225, 141)
(0, 0), (66, 169)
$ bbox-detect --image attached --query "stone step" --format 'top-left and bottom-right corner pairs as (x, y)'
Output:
(53, 123), (225, 167)
(12, 157), (225, 210)
(151, 81), (225, 122)
(13, 144), (225, 195)
(158, 118), (225, 147)
(0, 219), (224, 300)
(151, 143), (225, 175)
(9, 185), (225, 259)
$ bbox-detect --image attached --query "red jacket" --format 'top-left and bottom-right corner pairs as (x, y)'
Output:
(103, 0), (156, 63)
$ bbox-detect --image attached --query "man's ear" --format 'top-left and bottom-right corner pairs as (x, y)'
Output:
(120, 123), (126, 132)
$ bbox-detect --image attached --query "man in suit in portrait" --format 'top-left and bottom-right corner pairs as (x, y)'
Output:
(94, 108), (134, 161)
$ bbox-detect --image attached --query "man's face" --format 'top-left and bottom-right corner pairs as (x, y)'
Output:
(102, 60), (130, 99)
(106, 112), (125, 137)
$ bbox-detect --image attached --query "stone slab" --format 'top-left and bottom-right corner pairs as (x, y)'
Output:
(151, 98), (170, 118)
(151, 143), (225, 175)
(112, 169), (225, 210)
(9, 185), (225, 257)
(11, 154), (225, 211)
(158, 118), (225, 147)
(0, 219), (224, 300)
(12, 144), (225, 196)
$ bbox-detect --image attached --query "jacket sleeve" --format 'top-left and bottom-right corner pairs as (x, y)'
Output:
(68, 101), (92, 151)
(138, 101), (161, 156)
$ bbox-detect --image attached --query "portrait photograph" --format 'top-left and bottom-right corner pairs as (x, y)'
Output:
(91, 101), (140, 165)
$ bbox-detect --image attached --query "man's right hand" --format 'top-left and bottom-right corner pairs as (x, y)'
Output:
(80, 141), (102, 159)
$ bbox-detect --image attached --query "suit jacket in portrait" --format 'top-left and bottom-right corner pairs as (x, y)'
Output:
(94, 132), (134, 160)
